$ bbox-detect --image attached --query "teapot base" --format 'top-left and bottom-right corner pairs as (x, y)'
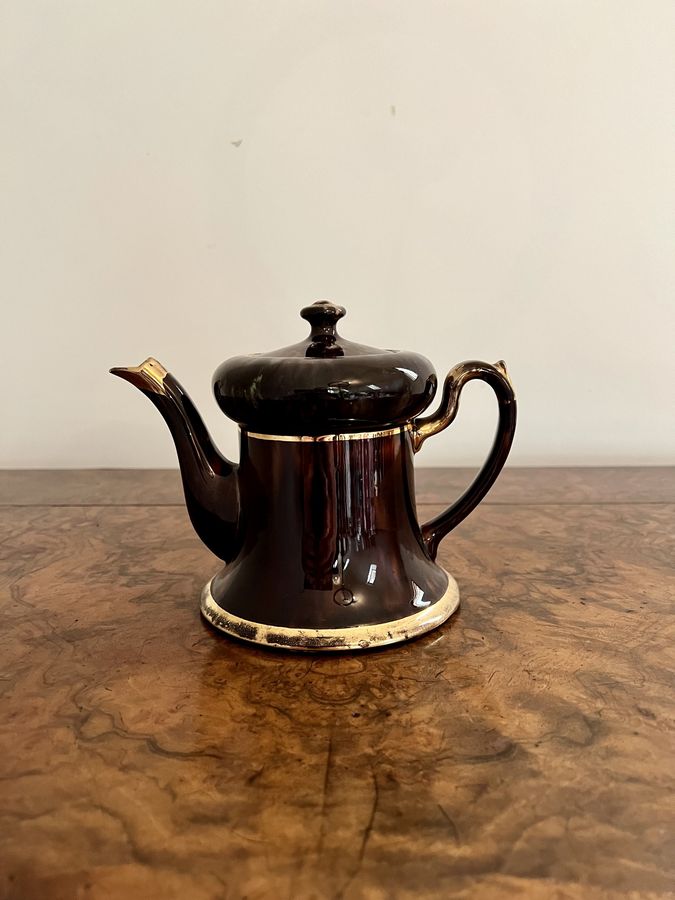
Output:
(200, 570), (459, 652)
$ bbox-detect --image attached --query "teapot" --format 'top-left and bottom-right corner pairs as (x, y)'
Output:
(111, 300), (516, 651)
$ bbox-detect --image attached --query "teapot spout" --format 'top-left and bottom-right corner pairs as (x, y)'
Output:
(109, 358), (171, 394)
(110, 358), (240, 562)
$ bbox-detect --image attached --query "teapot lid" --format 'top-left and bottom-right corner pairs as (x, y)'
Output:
(213, 300), (437, 435)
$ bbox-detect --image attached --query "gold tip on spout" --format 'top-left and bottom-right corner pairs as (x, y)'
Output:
(110, 357), (168, 395)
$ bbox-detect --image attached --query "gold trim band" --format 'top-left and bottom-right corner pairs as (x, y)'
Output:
(200, 570), (459, 651)
(245, 424), (412, 443)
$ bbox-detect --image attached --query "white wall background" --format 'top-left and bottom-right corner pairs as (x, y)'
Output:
(2, 1), (673, 468)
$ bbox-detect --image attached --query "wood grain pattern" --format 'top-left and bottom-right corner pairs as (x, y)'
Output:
(3, 466), (675, 507)
(0, 470), (674, 899)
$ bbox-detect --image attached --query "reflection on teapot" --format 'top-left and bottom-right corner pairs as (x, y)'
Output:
(111, 300), (516, 651)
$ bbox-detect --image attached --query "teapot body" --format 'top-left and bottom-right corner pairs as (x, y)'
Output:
(201, 425), (458, 650)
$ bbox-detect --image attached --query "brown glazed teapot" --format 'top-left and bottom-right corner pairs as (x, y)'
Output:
(111, 300), (516, 651)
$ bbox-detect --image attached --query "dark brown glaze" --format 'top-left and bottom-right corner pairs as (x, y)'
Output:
(109, 364), (240, 563)
(414, 360), (517, 559)
(110, 303), (516, 642)
(210, 429), (449, 630)
(212, 301), (438, 435)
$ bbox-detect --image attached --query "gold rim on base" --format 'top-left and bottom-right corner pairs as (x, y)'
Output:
(200, 571), (460, 652)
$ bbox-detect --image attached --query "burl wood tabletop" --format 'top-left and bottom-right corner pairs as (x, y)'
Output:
(0, 468), (673, 899)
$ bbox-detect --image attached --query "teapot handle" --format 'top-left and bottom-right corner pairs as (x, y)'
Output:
(412, 360), (516, 560)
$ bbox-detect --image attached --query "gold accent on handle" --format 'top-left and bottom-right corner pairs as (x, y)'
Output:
(412, 360), (512, 453)
(246, 424), (412, 443)
(109, 358), (168, 395)
(412, 417), (445, 453)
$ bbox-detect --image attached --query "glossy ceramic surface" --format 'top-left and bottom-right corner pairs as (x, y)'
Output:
(213, 301), (438, 435)
(206, 429), (449, 641)
(110, 299), (517, 651)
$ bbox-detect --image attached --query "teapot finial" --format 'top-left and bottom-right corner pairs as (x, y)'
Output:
(300, 299), (346, 333)
(300, 300), (346, 358)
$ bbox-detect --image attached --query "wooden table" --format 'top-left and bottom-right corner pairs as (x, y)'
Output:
(1, 468), (673, 899)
